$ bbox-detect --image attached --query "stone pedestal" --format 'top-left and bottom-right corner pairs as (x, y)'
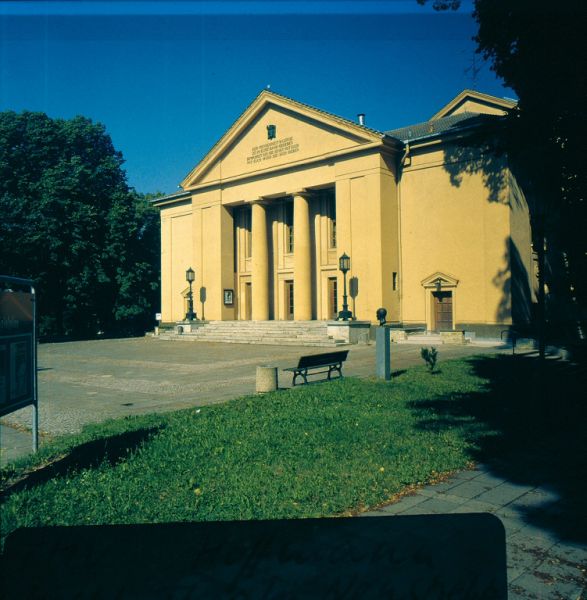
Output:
(327, 321), (371, 344)
(175, 320), (208, 334)
(256, 366), (278, 393)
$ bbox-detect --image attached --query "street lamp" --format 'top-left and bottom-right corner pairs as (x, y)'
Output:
(185, 267), (197, 321)
(337, 253), (353, 321)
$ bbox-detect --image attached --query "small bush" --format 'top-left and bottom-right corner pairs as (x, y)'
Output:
(421, 347), (438, 373)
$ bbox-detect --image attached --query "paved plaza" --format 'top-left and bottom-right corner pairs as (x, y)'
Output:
(1, 337), (585, 598)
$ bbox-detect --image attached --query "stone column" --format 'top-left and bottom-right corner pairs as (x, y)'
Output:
(251, 201), (269, 320)
(293, 192), (312, 320)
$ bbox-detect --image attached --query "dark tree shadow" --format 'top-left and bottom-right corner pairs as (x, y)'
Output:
(492, 236), (533, 331)
(1, 426), (163, 501)
(440, 117), (510, 205)
(408, 355), (587, 543)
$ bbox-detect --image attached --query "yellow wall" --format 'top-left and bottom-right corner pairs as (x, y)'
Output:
(400, 141), (512, 328)
(160, 201), (192, 322)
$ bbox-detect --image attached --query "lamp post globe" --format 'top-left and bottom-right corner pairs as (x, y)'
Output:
(337, 253), (353, 321)
(185, 267), (197, 321)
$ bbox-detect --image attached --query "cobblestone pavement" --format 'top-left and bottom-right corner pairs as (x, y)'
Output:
(362, 465), (587, 599)
(3, 337), (584, 598)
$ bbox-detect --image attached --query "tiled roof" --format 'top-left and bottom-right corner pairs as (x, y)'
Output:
(385, 112), (500, 143)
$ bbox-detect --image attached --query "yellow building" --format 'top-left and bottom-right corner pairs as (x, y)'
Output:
(154, 89), (534, 337)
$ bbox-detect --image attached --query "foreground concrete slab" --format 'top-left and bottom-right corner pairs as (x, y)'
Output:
(361, 465), (587, 599)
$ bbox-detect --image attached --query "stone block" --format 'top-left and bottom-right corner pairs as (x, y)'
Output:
(326, 320), (371, 344)
(390, 329), (407, 342)
(440, 330), (466, 345)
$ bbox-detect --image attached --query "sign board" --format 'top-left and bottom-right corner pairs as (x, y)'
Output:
(155, 313), (162, 322)
(0, 276), (38, 451)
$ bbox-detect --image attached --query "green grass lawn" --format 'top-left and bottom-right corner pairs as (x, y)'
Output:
(1, 358), (497, 543)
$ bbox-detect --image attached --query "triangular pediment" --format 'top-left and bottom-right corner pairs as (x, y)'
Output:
(181, 90), (385, 188)
(430, 89), (517, 121)
(421, 272), (459, 288)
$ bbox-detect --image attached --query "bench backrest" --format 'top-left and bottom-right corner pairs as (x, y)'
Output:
(297, 350), (349, 368)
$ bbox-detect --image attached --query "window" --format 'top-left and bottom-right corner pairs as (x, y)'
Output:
(284, 200), (294, 254)
(243, 206), (252, 258)
(326, 192), (336, 249)
(392, 272), (397, 291)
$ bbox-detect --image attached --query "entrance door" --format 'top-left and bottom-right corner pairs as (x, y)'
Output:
(245, 283), (252, 320)
(433, 291), (453, 331)
(285, 280), (294, 320)
(328, 277), (338, 320)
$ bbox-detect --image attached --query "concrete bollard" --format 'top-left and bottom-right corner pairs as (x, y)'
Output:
(376, 326), (391, 380)
(256, 366), (278, 393)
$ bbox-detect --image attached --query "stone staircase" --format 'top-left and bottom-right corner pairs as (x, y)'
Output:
(157, 320), (348, 347)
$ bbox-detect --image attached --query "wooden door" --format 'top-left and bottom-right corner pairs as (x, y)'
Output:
(285, 280), (294, 320)
(433, 291), (453, 331)
(328, 277), (338, 320)
(245, 283), (252, 320)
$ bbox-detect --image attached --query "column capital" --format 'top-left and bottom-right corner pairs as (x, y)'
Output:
(287, 189), (312, 199)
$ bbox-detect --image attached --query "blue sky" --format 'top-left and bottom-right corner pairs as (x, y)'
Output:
(0, 1), (514, 194)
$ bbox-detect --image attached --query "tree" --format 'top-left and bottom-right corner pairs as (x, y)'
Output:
(418, 0), (587, 351)
(0, 111), (160, 338)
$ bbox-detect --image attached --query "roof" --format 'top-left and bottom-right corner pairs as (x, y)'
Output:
(429, 89), (517, 120)
(150, 189), (191, 205)
(385, 112), (501, 143)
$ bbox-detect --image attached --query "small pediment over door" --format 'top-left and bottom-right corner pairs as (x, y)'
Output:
(421, 272), (459, 289)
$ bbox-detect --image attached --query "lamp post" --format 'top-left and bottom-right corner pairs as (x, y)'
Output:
(185, 267), (197, 321)
(337, 253), (353, 321)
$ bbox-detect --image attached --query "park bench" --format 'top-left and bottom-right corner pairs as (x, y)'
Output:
(284, 350), (349, 386)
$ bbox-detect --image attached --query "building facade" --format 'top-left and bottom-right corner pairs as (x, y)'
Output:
(154, 89), (534, 335)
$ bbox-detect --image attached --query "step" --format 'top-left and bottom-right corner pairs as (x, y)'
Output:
(157, 320), (350, 347)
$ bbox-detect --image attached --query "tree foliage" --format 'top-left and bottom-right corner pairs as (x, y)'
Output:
(473, 1), (587, 319)
(0, 111), (160, 338)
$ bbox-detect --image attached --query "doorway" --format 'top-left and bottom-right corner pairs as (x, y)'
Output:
(327, 277), (338, 320)
(285, 280), (294, 320)
(244, 282), (252, 320)
(432, 291), (453, 331)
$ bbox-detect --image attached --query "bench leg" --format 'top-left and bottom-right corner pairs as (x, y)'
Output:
(328, 364), (343, 380)
(292, 370), (309, 386)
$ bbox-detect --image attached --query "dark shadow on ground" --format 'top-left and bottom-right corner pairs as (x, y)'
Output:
(1, 514), (506, 599)
(0, 426), (163, 501)
(409, 355), (587, 543)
